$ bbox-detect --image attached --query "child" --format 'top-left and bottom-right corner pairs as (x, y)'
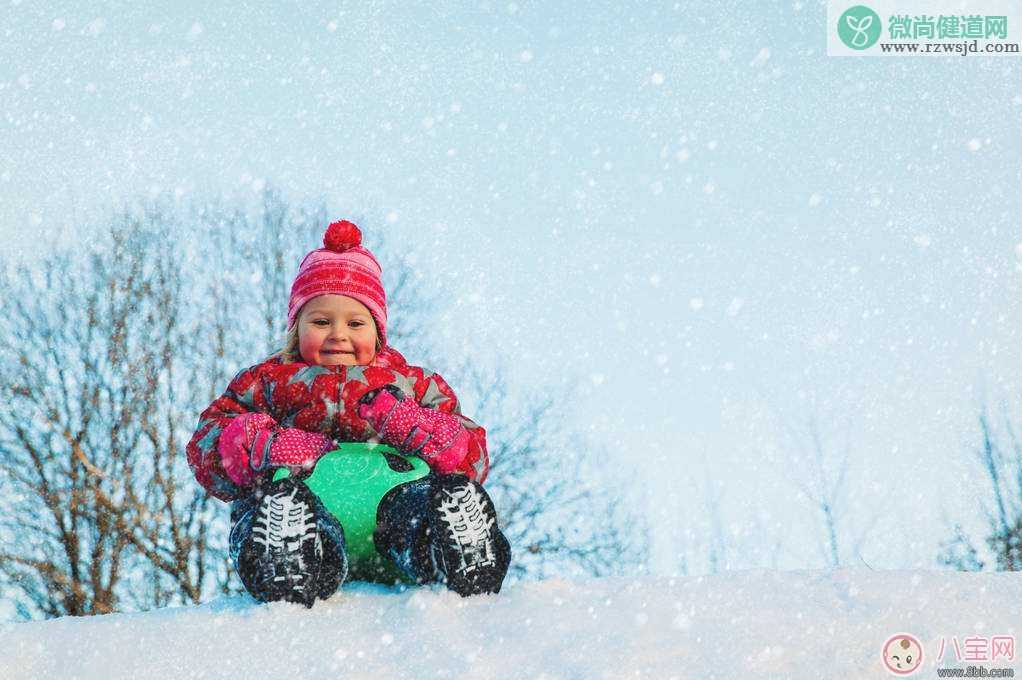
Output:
(186, 220), (511, 606)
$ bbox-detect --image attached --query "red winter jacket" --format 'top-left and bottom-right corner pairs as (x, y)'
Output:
(186, 346), (488, 501)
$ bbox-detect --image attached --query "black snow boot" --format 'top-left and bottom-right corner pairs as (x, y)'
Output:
(375, 477), (437, 585)
(233, 477), (348, 607)
(426, 475), (511, 597)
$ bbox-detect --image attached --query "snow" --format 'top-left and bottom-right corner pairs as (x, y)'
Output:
(3, 570), (1020, 678)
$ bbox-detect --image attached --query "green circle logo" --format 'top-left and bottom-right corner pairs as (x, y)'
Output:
(837, 5), (881, 50)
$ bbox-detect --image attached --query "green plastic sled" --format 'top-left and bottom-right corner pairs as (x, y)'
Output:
(274, 442), (430, 584)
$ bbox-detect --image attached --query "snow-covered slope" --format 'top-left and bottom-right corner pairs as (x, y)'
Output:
(2, 570), (1020, 679)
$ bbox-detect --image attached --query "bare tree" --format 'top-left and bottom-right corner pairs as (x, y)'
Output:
(0, 208), (223, 616)
(795, 415), (847, 567)
(776, 410), (880, 568)
(940, 403), (1022, 571)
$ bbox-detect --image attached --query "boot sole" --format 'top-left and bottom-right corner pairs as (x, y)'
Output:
(429, 477), (511, 596)
(242, 479), (324, 606)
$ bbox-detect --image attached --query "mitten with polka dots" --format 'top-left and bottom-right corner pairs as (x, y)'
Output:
(218, 412), (334, 487)
(357, 384), (471, 474)
(254, 427), (333, 475)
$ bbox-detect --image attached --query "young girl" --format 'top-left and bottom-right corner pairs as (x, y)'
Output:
(186, 220), (511, 605)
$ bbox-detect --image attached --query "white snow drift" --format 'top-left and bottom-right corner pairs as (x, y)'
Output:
(2, 570), (1020, 679)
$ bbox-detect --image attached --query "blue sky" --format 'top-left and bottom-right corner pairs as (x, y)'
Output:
(3, 0), (1022, 573)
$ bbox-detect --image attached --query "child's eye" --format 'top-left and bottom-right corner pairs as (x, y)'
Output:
(349, 321), (364, 328)
(313, 319), (330, 326)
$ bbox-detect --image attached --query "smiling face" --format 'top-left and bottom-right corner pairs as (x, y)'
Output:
(882, 634), (923, 675)
(297, 294), (379, 367)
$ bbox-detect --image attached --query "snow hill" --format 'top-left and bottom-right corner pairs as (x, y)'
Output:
(2, 570), (1021, 679)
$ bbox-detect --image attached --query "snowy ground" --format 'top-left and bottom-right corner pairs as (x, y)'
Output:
(2, 570), (1020, 679)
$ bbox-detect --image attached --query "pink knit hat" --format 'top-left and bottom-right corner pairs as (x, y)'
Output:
(287, 220), (388, 347)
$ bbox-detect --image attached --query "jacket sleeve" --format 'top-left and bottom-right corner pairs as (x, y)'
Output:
(409, 368), (490, 484)
(186, 362), (277, 501)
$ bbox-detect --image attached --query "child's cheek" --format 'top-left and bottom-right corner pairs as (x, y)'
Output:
(298, 334), (318, 363)
(355, 344), (376, 366)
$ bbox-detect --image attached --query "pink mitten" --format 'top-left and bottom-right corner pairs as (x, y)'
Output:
(261, 428), (333, 471)
(357, 385), (470, 474)
(218, 412), (333, 487)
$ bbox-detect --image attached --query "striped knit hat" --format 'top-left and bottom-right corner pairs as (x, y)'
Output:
(287, 220), (388, 346)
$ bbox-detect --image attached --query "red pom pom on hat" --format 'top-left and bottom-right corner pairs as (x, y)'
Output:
(323, 220), (362, 252)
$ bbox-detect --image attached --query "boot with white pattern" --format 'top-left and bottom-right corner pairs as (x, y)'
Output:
(427, 475), (511, 596)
